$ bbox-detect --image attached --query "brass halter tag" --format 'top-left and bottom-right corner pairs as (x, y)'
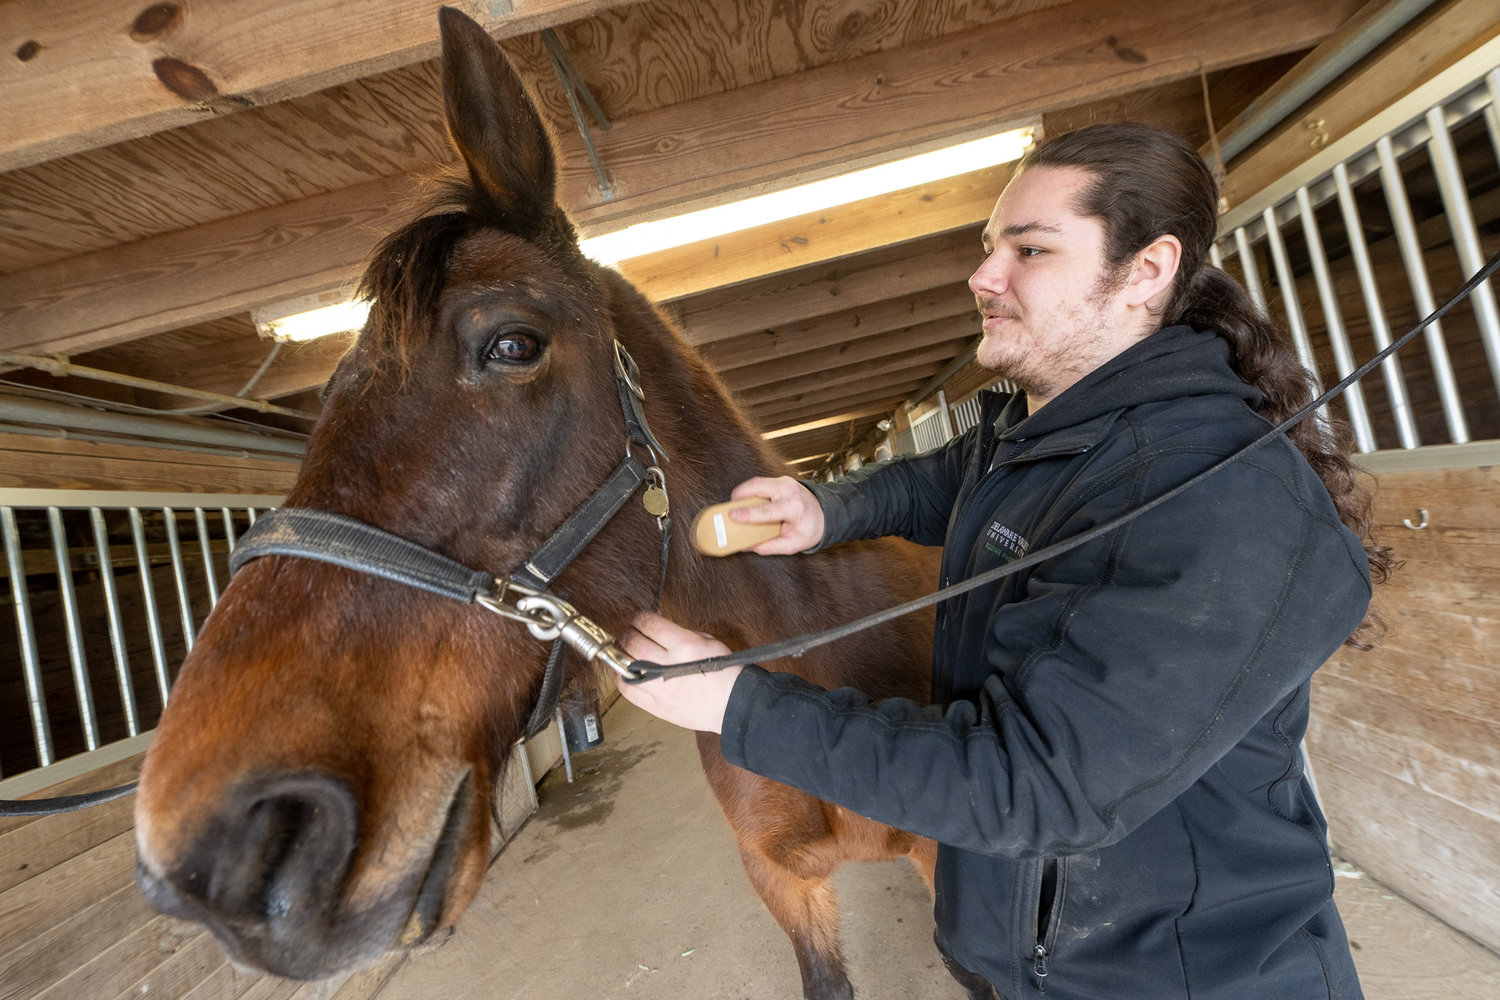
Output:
(642, 465), (670, 518)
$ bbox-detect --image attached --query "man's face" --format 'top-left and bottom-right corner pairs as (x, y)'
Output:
(969, 166), (1140, 405)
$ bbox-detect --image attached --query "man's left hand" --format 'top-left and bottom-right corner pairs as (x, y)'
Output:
(616, 611), (742, 734)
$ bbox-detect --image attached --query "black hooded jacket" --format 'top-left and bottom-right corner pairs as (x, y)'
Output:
(719, 324), (1370, 998)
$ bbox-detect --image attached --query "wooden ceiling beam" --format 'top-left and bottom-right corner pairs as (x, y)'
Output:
(760, 407), (898, 440)
(0, 0), (1358, 357)
(723, 314), (976, 393)
(673, 228), (978, 347)
(752, 382), (922, 430)
(701, 294), (973, 373)
(0, 0), (647, 172)
(560, 0), (1365, 230)
(750, 357), (947, 409)
(0, 173), (421, 356)
(83, 323), (354, 407)
(735, 337), (972, 406)
(775, 423), (883, 463)
(615, 163), (1008, 303)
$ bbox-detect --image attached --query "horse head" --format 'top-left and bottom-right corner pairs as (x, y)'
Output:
(133, 7), (750, 978)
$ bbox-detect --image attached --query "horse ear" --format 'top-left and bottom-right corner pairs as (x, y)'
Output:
(438, 6), (561, 230)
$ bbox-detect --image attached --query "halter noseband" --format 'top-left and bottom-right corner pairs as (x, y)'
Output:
(226, 340), (671, 739)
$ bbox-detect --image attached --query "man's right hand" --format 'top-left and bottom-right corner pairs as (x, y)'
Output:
(729, 476), (826, 555)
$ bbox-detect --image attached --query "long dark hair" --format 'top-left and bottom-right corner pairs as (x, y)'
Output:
(1020, 122), (1393, 646)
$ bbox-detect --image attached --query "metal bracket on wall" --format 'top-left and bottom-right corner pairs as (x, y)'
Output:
(541, 28), (615, 203)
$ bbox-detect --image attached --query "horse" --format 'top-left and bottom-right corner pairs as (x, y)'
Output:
(134, 9), (987, 999)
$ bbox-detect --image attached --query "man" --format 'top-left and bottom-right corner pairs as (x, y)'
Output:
(619, 123), (1384, 999)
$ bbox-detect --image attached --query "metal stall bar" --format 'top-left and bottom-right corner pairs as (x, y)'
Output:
(4, 508), (53, 768)
(129, 507), (172, 706)
(1425, 105), (1500, 399)
(1295, 186), (1377, 452)
(1332, 163), (1420, 449)
(1377, 134), (1469, 443)
(222, 508), (239, 552)
(91, 507), (139, 737)
(1486, 68), (1500, 166)
(48, 507), (98, 751)
(246, 507), (259, 526)
(195, 508), (220, 605)
(1232, 227), (1269, 314)
(1209, 243), (1224, 269)
(1260, 206), (1323, 385)
(162, 508), (195, 653)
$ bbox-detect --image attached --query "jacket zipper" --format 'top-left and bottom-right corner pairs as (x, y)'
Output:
(1032, 857), (1065, 992)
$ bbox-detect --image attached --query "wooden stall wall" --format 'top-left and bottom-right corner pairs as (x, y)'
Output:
(1308, 454), (1500, 954)
(0, 753), (404, 1000)
(0, 433), (299, 495)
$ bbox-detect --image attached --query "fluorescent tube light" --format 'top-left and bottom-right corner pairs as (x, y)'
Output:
(252, 294), (370, 343)
(579, 125), (1034, 266)
(254, 126), (1033, 340)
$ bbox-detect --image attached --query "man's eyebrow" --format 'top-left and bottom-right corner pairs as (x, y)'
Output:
(996, 221), (1064, 239)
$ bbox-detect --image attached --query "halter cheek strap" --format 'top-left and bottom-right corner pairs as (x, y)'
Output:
(226, 340), (672, 740)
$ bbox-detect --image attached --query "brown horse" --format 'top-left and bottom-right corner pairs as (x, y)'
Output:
(135, 9), (981, 999)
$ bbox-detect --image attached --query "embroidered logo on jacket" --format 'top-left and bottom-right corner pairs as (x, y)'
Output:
(984, 521), (1030, 563)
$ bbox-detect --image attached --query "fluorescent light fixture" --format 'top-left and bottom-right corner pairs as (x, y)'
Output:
(253, 126), (1033, 340)
(252, 292), (370, 343)
(579, 125), (1034, 266)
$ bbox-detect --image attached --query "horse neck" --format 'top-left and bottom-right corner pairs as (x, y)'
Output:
(615, 294), (864, 641)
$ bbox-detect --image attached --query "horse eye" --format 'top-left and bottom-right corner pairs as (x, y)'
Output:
(484, 329), (542, 365)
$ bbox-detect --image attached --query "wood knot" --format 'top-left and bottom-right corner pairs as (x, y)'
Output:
(153, 56), (218, 100)
(133, 3), (182, 40)
(15, 40), (40, 61)
(1104, 35), (1148, 65)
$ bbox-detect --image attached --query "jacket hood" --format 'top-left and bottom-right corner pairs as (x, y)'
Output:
(996, 324), (1263, 441)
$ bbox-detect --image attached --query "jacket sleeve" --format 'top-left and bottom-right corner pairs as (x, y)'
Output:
(719, 447), (1372, 857)
(804, 429), (973, 549)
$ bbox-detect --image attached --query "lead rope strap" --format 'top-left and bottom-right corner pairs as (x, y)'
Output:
(652, 515), (672, 611)
(522, 638), (569, 739)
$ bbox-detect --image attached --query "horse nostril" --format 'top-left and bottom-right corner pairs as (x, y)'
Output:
(202, 773), (358, 924)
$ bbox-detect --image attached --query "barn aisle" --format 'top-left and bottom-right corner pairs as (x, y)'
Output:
(373, 698), (1499, 1000)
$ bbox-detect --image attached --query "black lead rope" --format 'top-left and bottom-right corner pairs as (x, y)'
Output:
(0, 781), (138, 818)
(627, 247), (1500, 682)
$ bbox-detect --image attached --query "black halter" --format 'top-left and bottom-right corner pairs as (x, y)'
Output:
(224, 340), (672, 739)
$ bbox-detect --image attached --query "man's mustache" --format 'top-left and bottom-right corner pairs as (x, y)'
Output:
(976, 298), (1019, 320)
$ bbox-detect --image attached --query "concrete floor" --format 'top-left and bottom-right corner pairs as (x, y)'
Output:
(376, 699), (1500, 999)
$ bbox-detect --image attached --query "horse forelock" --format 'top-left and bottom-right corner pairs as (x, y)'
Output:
(353, 175), (586, 384)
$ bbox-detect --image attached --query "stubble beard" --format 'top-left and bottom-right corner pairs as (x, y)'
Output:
(975, 274), (1121, 402)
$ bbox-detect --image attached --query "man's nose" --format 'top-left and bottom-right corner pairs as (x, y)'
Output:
(969, 254), (1006, 298)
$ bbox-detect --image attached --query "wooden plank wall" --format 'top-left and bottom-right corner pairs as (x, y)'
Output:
(0, 434), (299, 495)
(0, 756), (404, 1000)
(1308, 459), (1500, 953)
(1, 748), (540, 1000)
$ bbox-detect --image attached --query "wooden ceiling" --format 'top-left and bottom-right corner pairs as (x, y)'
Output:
(0, 0), (1388, 474)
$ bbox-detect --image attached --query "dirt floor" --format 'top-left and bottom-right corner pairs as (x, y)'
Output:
(373, 699), (1500, 999)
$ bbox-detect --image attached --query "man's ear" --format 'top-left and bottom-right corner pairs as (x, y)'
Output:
(1123, 235), (1183, 312)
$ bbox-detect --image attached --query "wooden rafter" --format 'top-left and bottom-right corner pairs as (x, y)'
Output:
(0, 0), (1359, 357)
(0, 0), (649, 171)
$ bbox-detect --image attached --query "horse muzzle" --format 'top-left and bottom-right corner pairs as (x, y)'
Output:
(135, 769), (476, 980)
